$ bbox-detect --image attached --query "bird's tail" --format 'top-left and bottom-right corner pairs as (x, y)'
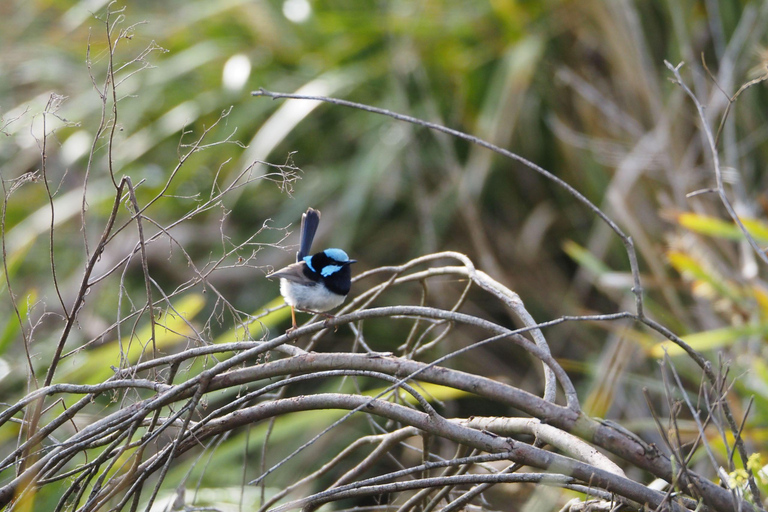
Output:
(297, 207), (321, 261)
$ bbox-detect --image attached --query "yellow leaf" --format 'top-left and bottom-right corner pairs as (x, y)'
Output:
(677, 212), (768, 243)
(649, 323), (768, 358)
(753, 286), (768, 319)
(563, 240), (611, 275)
(667, 250), (741, 301)
(365, 382), (469, 404)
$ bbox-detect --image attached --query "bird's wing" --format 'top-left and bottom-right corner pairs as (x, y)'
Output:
(267, 262), (313, 284)
(297, 208), (321, 262)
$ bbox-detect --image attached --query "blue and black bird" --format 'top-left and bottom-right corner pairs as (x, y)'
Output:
(268, 208), (356, 330)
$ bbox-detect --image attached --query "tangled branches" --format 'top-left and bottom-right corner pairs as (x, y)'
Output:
(0, 5), (764, 512)
(0, 250), (755, 511)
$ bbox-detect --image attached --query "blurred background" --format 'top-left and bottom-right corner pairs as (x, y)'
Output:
(3, 0), (768, 509)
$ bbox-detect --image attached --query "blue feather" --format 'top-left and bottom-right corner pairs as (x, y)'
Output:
(303, 255), (316, 272)
(268, 207), (357, 330)
(297, 208), (320, 262)
(321, 264), (343, 277)
(323, 248), (351, 262)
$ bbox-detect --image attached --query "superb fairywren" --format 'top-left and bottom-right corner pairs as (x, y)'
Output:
(267, 208), (356, 330)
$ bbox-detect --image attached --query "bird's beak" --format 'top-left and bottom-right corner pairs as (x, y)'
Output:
(348, 259), (357, 264)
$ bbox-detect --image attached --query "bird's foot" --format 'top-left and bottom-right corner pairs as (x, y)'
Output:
(320, 313), (339, 332)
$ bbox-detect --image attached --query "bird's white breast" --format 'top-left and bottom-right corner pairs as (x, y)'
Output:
(280, 278), (347, 312)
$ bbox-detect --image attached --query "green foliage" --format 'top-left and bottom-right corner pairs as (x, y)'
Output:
(3, 0), (768, 510)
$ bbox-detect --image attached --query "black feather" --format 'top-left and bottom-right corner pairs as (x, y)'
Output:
(322, 264), (353, 295)
(297, 208), (321, 262)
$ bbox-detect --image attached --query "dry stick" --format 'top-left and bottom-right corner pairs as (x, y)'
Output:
(397, 445), (471, 512)
(0, 395), (93, 475)
(410, 278), (470, 357)
(78, 397), (608, 508)
(105, 362), (182, 511)
(642, 314), (761, 505)
(701, 364), (738, 473)
(328, 428), (421, 488)
(666, 60), (767, 265)
(349, 252), (560, 399)
(247, 312), (584, 487)
(40, 94), (68, 317)
(0, 380), (169, 429)
(195, 395), (684, 512)
(242, 301), (586, 492)
(442, 416), (627, 512)
(415, 252), (559, 404)
(0, 317), (739, 511)
(667, 61), (765, 507)
(1, 314), (299, 501)
(82, 31), (103, 259)
(14, 177), (128, 495)
(421, 449), (475, 512)
(701, 54), (768, 150)
(461, 416), (624, 476)
(248, 92), (728, 406)
(0, 280), (731, 507)
(45, 177), (127, 387)
(204, 370), (438, 432)
(665, 377), (720, 491)
(92, 404), (198, 512)
(248, 92), (754, 510)
(234, 379), (428, 510)
(651, 365), (704, 506)
(442, 462), (525, 512)
(0, 308), (658, 458)
(207, 351), (571, 428)
(258, 339), (560, 491)
(74, 421), (142, 511)
(251, 88), (646, 319)
(53, 465), (94, 512)
(12, 423), (136, 512)
(104, 2), (122, 189)
(124, 177), (157, 361)
(729, 396), (755, 468)
(73, 310), (612, 496)
(297, 475), (634, 512)
(0, 178), (35, 379)
(41, 429), (132, 486)
(666, 358), (744, 511)
(142, 372), (213, 512)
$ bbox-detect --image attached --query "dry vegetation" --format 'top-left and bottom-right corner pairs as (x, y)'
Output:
(2, 1), (768, 511)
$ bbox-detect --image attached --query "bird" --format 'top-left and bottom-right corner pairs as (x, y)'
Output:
(267, 208), (356, 331)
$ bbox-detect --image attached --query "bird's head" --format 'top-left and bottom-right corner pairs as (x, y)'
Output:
(304, 248), (356, 277)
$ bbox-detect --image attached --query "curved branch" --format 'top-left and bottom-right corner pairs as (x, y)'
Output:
(252, 89), (646, 318)
(143, 393), (683, 512)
